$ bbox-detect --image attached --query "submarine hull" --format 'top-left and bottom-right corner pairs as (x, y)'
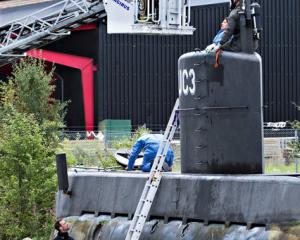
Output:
(178, 52), (263, 174)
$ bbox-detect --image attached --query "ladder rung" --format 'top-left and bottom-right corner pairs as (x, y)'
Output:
(144, 198), (152, 202)
(141, 198), (152, 203)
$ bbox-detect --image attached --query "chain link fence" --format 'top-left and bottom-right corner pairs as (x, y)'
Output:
(264, 128), (299, 138)
(264, 128), (299, 173)
(61, 127), (300, 173)
(60, 129), (181, 171)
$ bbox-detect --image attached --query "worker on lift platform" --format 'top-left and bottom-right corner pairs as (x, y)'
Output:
(126, 133), (174, 172)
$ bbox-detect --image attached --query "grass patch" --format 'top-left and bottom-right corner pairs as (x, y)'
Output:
(265, 162), (299, 174)
(61, 137), (300, 174)
(61, 138), (120, 169)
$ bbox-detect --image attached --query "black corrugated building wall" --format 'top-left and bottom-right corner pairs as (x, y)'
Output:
(46, 0), (300, 130)
(98, 3), (229, 130)
(258, 0), (300, 123)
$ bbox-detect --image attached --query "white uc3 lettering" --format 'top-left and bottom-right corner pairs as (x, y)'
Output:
(178, 68), (196, 96)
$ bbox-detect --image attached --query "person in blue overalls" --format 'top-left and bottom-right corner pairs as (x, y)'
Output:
(126, 134), (174, 172)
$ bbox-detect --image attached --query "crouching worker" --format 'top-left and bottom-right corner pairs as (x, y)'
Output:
(126, 134), (174, 172)
(54, 218), (74, 240)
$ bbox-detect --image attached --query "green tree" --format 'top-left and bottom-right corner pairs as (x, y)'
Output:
(0, 56), (67, 239)
(1, 57), (67, 149)
(4, 57), (65, 123)
(0, 108), (56, 239)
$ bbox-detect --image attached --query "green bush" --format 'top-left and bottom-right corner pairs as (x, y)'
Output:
(0, 57), (67, 239)
(0, 108), (56, 239)
(60, 138), (121, 169)
(112, 126), (150, 149)
(289, 121), (300, 154)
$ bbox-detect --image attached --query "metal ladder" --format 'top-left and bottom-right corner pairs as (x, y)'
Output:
(125, 98), (180, 240)
(0, 0), (105, 66)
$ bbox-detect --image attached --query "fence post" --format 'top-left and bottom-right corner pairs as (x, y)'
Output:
(295, 130), (299, 173)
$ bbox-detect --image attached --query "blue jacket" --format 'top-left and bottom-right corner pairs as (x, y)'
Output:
(213, 29), (225, 44)
(127, 134), (174, 172)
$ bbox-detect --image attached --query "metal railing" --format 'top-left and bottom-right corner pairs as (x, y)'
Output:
(133, 0), (191, 27)
(61, 127), (298, 140)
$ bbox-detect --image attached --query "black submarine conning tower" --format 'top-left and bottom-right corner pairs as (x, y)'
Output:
(179, 0), (263, 174)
